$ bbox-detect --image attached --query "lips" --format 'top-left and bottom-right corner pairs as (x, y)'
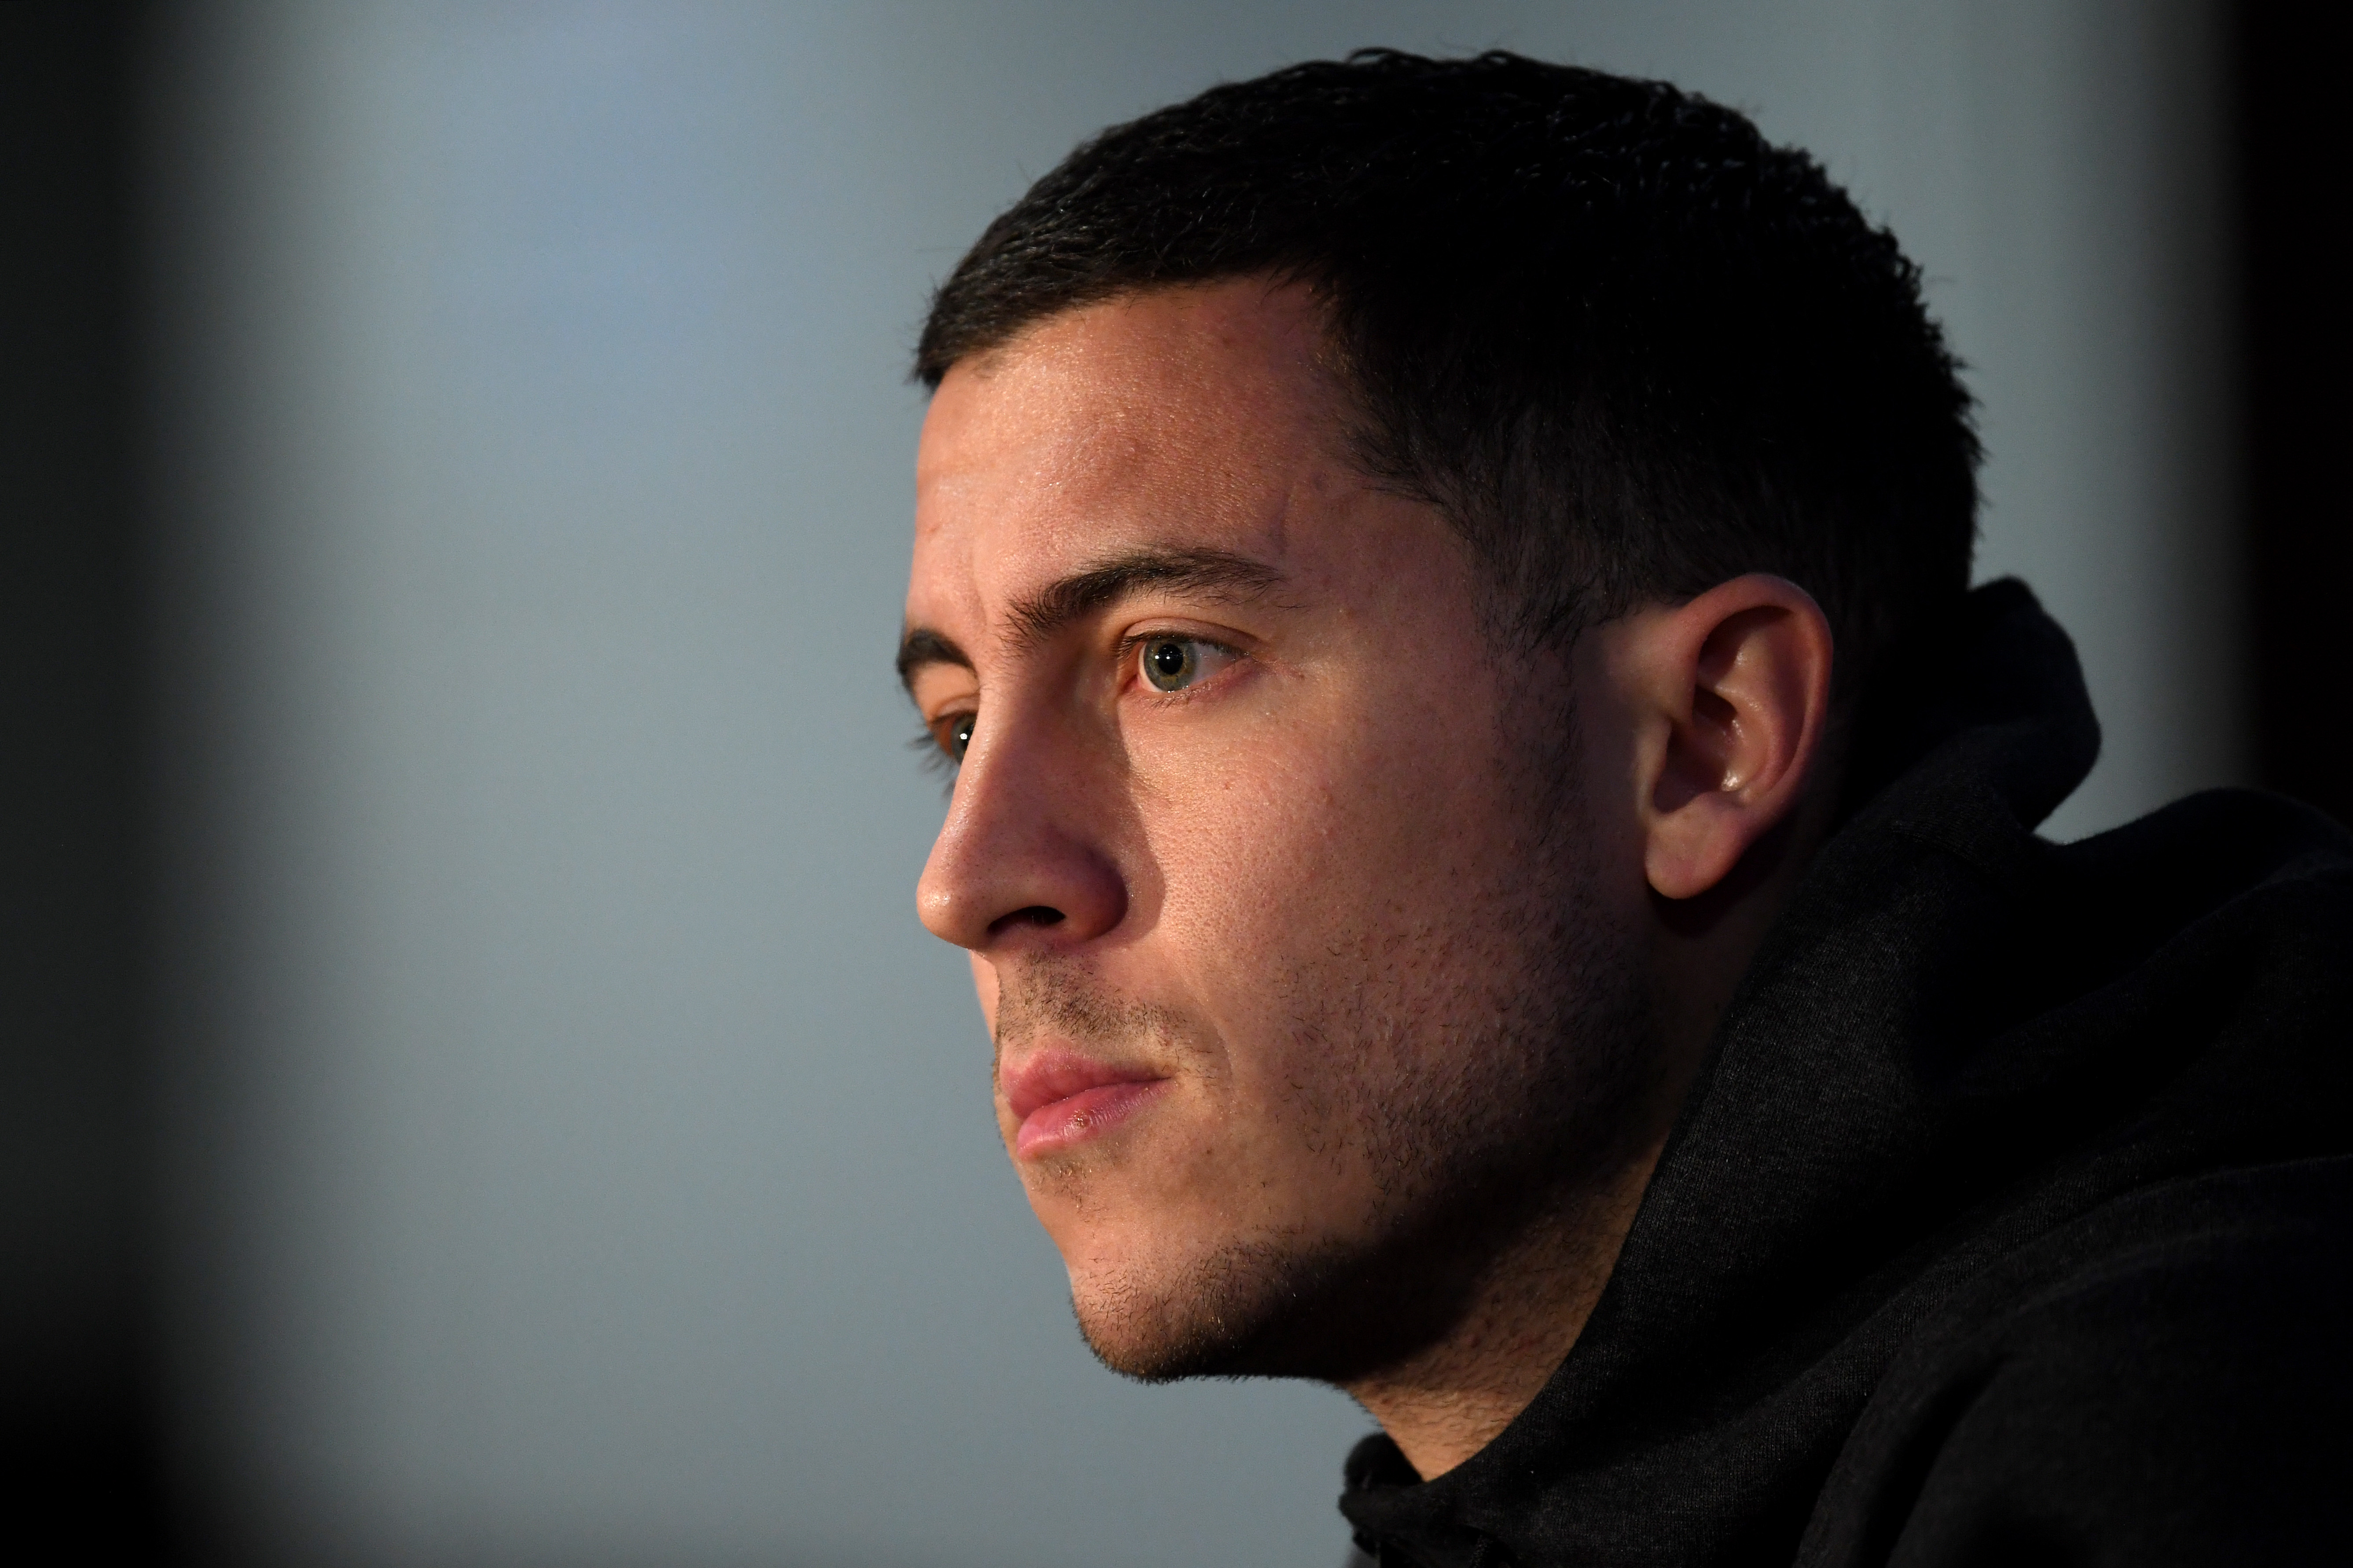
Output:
(1001, 1048), (1170, 1158)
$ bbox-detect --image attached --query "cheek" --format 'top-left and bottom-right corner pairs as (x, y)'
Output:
(1162, 700), (1500, 933)
(1142, 690), (1508, 1078)
(1148, 746), (1351, 966)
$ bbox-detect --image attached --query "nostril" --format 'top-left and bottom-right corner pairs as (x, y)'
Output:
(991, 905), (1065, 936)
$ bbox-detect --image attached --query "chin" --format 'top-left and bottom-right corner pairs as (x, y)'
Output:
(1062, 1220), (1485, 1385)
(1065, 1234), (1316, 1382)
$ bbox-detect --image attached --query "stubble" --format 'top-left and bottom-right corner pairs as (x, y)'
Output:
(999, 688), (1661, 1388)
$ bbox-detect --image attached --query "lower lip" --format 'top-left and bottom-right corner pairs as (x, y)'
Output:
(1014, 1080), (1168, 1158)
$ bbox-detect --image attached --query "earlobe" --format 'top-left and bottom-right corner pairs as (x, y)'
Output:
(1637, 577), (1834, 902)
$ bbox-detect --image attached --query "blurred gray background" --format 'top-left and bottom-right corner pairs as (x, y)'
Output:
(11, 2), (2257, 1564)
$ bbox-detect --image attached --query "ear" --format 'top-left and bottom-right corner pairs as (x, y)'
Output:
(1619, 575), (1835, 901)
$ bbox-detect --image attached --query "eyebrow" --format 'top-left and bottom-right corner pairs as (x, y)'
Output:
(895, 626), (973, 692)
(896, 546), (1286, 697)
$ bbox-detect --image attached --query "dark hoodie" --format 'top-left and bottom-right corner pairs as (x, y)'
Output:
(1339, 581), (2353, 1567)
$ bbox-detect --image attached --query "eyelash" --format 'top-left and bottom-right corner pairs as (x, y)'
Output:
(912, 711), (976, 782)
(910, 633), (1244, 779)
(1116, 630), (1240, 696)
(909, 728), (962, 781)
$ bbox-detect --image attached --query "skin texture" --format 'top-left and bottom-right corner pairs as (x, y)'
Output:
(903, 279), (1836, 1478)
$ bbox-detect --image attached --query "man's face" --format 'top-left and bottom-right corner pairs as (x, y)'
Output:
(903, 281), (1651, 1380)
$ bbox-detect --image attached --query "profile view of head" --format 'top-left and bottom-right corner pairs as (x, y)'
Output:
(898, 47), (1984, 1473)
(900, 49), (1971, 1465)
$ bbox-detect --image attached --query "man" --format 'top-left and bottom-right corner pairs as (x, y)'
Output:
(896, 51), (2352, 1566)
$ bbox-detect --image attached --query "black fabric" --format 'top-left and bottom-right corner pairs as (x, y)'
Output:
(1338, 580), (2353, 1567)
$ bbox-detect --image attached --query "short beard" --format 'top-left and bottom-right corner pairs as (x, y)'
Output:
(1061, 685), (1659, 1386)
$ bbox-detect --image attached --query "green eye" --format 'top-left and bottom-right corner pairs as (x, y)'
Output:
(932, 711), (975, 762)
(1140, 637), (1205, 692)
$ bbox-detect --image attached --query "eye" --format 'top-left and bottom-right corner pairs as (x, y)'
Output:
(1136, 636), (1232, 693)
(929, 710), (976, 762)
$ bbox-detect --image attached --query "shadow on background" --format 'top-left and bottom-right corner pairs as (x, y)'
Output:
(1, 1), (2343, 1560)
(2237, 5), (2351, 822)
(1, 3), (169, 1561)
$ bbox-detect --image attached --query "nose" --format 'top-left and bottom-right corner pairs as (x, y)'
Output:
(916, 704), (1128, 953)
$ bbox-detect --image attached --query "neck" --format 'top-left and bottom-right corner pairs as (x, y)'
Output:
(1338, 1139), (1667, 1477)
(1342, 782), (1835, 1479)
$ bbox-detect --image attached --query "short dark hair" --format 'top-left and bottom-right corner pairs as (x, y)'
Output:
(917, 49), (1978, 687)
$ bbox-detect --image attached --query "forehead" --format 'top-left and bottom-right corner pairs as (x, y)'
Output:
(908, 281), (1351, 629)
